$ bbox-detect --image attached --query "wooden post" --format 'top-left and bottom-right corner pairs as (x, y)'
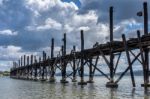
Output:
(21, 56), (22, 67)
(110, 6), (114, 82)
(24, 55), (26, 66)
(137, 31), (147, 87)
(30, 55), (33, 80)
(27, 56), (29, 79)
(143, 2), (149, 85)
(31, 55), (33, 65)
(41, 51), (46, 81)
(34, 56), (37, 81)
(39, 57), (41, 80)
(49, 38), (55, 82)
(43, 51), (45, 61)
(72, 45), (77, 82)
(60, 33), (68, 83)
(87, 58), (94, 83)
(27, 56), (29, 65)
(122, 34), (135, 87)
(106, 6), (118, 88)
(78, 30), (87, 85)
(18, 60), (20, 67)
(51, 38), (54, 58)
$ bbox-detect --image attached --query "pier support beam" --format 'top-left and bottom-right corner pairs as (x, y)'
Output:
(106, 6), (118, 88)
(141, 2), (150, 87)
(30, 55), (33, 80)
(87, 58), (94, 83)
(26, 56), (29, 80)
(49, 38), (56, 83)
(122, 34), (135, 87)
(72, 46), (77, 82)
(41, 51), (46, 81)
(78, 30), (87, 85)
(60, 33), (68, 83)
(34, 56), (38, 81)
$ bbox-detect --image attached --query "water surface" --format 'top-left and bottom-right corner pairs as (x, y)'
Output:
(0, 76), (150, 99)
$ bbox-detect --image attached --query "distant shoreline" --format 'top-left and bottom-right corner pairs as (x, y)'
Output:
(0, 71), (10, 76)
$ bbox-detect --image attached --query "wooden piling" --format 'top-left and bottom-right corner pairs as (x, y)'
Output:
(143, 2), (149, 86)
(87, 58), (94, 83)
(60, 33), (68, 83)
(122, 34), (135, 87)
(72, 45), (77, 82)
(78, 30), (87, 85)
(41, 51), (46, 81)
(49, 38), (56, 82)
(21, 56), (22, 67)
(34, 56), (38, 81)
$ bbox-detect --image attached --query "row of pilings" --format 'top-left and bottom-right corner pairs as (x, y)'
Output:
(10, 2), (150, 89)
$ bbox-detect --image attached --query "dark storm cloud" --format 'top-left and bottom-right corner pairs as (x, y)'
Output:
(79, 0), (150, 23)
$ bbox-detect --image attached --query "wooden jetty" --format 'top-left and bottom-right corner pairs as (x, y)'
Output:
(10, 2), (150, 88)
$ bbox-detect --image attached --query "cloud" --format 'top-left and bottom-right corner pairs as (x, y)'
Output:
(78, 26), (90, 31)
(0, 0), (148, 71)
(79, 0), (149, 23)
(0, 61), (12, 71)
(0, 45), (22, 61)
(26, 18), (62, 31)
(0, 29), (18, 36)
(25, 0), (57, 11)
(0, 0), (3, 5)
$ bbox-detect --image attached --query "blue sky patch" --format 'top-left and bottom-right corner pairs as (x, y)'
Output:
(61, 0), (81, 7)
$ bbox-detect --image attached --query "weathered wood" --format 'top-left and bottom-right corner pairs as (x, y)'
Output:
(122, 34), (135, 87)
(21, 56), (22, 67)
(72, 45), (77, 82)
(24, 55), (26, 66)
(114, 52), (121, 74)
(143, 2), (149, 84)
(51, 38), (54, 58)
(10, 2), (150, 89)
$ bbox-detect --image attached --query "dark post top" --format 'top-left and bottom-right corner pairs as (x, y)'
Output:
(110, 6), (113, 42)
(18, 60), (20, 67)
(144, 2), (148, 35)
(31, 55), (33, 65)
(39, 57), (41, 62)
(81, 30), (84, 51)
(24, 55), (26, 66)
(34, 56), (37, 63)
(51, 38), (54, 58)
(21, 56), (22, 67)
(27, 56), (29, 65)
(61, 45), (64, 56)
(63, 33), (66, 55)
(43, 51), (45, 61)
(73, 45), (76, 51)
(45, 52), (47, 60)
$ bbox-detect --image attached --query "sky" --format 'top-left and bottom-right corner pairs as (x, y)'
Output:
(0, 0), (149, 71)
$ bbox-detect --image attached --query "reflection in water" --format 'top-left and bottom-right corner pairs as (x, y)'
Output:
(109, 88), (117, 99)
(0, 76), (150, 99)
(144, 88), (150, 99)
(131, 88), (135, 98)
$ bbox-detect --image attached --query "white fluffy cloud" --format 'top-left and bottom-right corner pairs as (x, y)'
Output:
(0, 0), (147, 71)
(0, 29), (18, 36)
(26, 18), (62, 31)
(0, 45), (22, 61)
(24, 0), (110, 50)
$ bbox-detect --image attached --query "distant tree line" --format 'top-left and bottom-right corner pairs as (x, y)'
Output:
(0, 71), (10, 76)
